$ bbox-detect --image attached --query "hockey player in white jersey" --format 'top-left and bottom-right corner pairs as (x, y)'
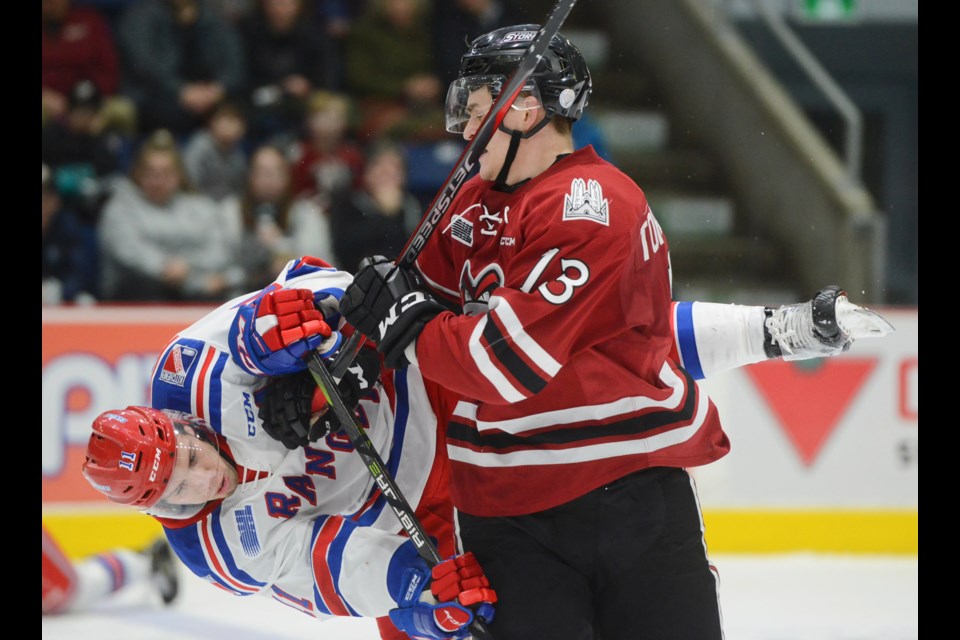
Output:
(82, 256), (496, 640)
(81, 255), (890, 639)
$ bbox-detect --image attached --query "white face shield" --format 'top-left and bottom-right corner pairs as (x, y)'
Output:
(444, 74), (544, 134)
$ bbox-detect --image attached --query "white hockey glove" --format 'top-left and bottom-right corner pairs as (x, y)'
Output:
(763, 285), (894, 361)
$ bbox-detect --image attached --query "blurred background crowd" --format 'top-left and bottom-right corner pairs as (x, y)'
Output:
(42, 0), (916, 307)
(42, 0), (604, 304)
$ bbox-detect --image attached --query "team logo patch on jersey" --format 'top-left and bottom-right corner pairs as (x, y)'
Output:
(444, 213), (474, 247)
(159, 344), (199, 387)
(460, 261), (504, 316)
(562, 178), (609, 226)
(235, 505), (262, 557)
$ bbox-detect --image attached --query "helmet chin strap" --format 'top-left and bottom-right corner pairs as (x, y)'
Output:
(493, 114), (553, 188)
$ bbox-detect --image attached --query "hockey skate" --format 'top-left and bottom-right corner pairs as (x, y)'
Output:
(766, 286), (895, 360)
(144, 538), (179, 605)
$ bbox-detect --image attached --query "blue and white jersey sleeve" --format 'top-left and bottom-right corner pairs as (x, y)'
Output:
(670, 301), (769, 379)
(150, 256), (356, 433)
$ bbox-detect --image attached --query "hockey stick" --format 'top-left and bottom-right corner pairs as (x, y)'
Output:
(306, 352), (494, 640)
(329, 0), (579, 378)
(309, 6), (580, 635)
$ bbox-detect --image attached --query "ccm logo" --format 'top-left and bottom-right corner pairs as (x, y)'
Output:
(378, 292), (428, 337)
(149, 448), (163, 481)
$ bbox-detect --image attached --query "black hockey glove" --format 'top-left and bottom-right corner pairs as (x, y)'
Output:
(258, 345), (382, 449)
(340, 256), (445, 369)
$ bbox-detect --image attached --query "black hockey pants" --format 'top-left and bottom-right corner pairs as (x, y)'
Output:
(456, 467), (724, 640)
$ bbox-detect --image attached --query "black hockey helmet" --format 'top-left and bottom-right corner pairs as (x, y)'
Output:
(444, 24), (592, 133)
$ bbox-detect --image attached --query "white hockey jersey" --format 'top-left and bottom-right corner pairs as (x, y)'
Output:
(149, 258), (449, 621)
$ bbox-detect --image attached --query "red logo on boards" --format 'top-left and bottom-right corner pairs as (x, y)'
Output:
(746, 359), (878, 465)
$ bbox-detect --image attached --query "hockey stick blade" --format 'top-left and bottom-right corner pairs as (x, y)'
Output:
(306, 353), (495, 640)
(835, 296), (895, 339)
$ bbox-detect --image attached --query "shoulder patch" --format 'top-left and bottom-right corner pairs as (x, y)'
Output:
(444, 213), (474, 247)
(160, 344), (199, 387)
(562, 178), (609, 226)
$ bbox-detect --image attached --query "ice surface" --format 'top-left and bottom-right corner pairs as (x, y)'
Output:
(41, 553), (917, 640)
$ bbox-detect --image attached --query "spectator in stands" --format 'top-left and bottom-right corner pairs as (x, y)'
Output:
(99, 130), (244, 302)
(221, 145), (337, 288)
(117, 0), (246, 135)
(43, 525), (178, 615)
(432, 0), (528, 85)
(42, 164), (99, 305)
(290, 91), (364, 202)
(330, 141), (420, 271)
(240, 0), (330, 141)
(208, 0), (255, 24)
(42, 80), (126, 222)
(310, 0), (368, 90)
(343, 0), (444, 140)
(182, 101), (249, 201)
(42, 0), (119, 124)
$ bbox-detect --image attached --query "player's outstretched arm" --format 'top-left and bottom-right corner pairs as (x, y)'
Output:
(672, 285), (894, 379)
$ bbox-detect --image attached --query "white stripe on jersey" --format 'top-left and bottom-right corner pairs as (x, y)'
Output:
(468, 315), (526, 403)
(447, 380), (710, 467)
(456, 363), (685, 435)
(490, 296), (561, 377)
(520, 248), (560, 293)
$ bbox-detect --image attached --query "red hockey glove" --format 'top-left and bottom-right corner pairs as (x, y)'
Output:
(231, 287), (341, 376)
(389, 552), (497, 639)
(430, 552), (498, 610)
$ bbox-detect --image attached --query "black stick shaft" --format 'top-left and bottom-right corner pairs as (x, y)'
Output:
(306, 353), (493, 639)
(311, 6), (579, 638)
(395, 0), (579, 271)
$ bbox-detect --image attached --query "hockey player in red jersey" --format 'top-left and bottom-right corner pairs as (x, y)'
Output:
(339, 24), (893, 640)
(79, 256), (889, 639)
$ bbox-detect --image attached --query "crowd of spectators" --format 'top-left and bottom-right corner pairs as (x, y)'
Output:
(42, 0), (604, 304)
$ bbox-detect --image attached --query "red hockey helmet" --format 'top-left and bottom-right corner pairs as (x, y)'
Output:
(83, 406), (234, 519)
(82, 407), (178, 510)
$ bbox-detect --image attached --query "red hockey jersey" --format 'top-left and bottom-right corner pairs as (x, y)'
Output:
(414, 146), (730, 517)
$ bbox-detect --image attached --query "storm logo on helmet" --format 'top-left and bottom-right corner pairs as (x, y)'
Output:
(501, 30), (537, 43)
